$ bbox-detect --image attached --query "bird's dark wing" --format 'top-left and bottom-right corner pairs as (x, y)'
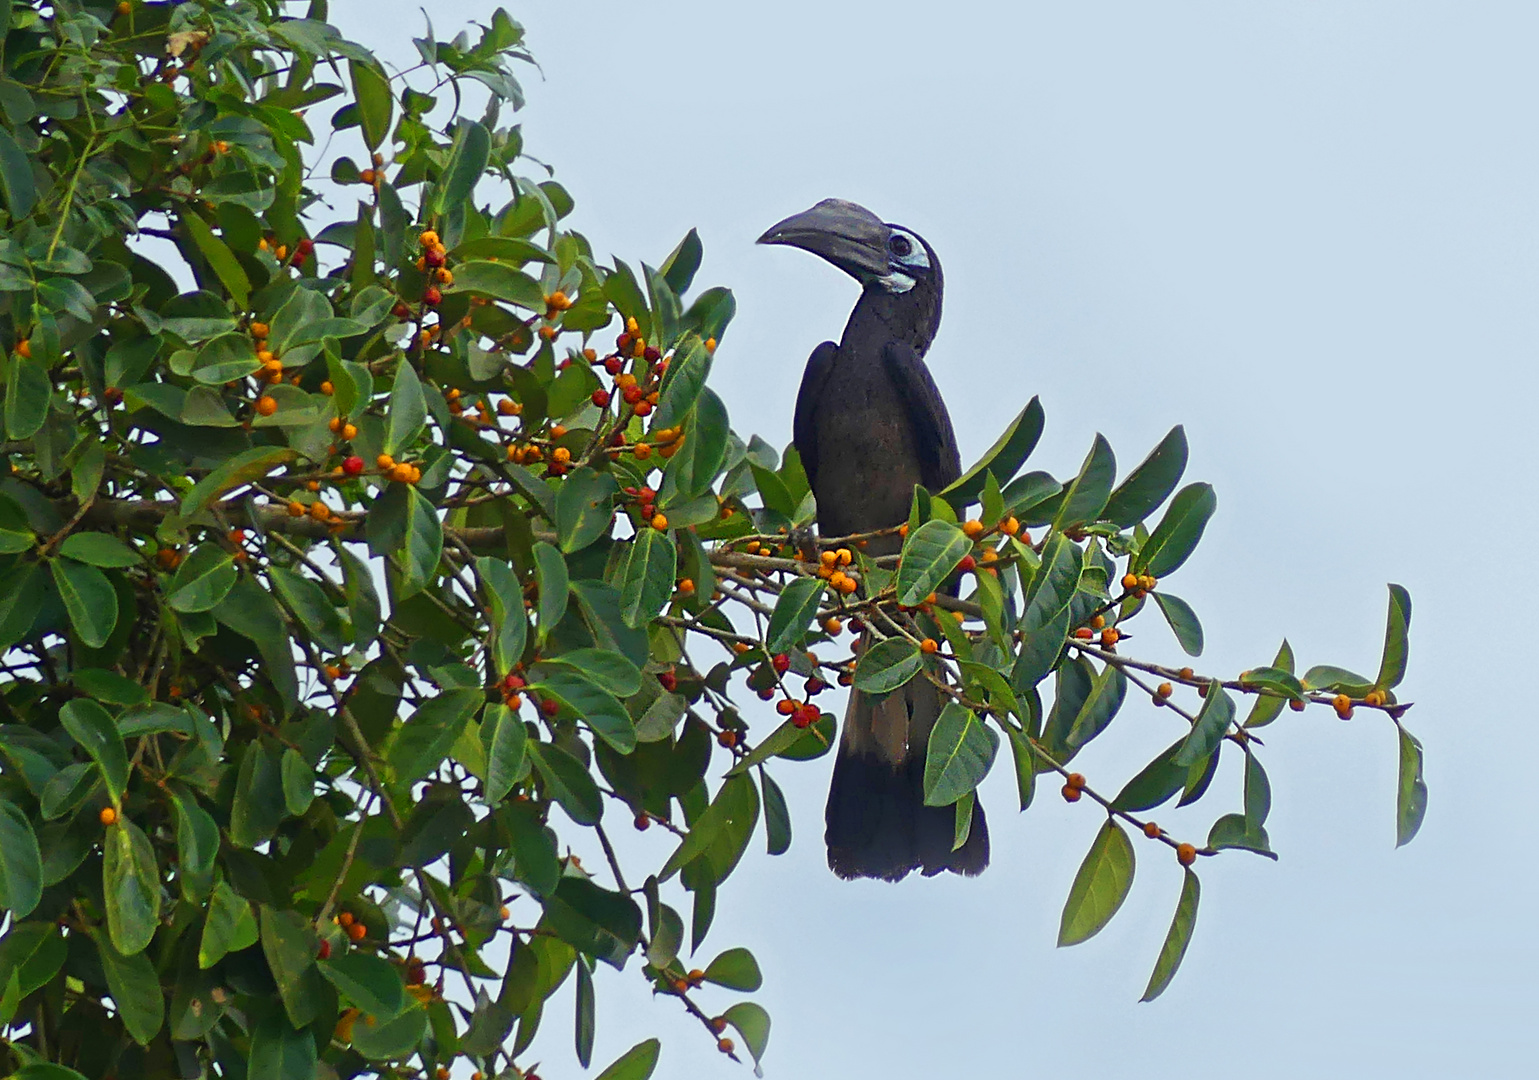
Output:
(881, 340), (962, 491)
(792, 340), (838, 493)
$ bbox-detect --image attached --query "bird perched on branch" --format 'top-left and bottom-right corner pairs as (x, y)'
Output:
(758, 199), (989, 881)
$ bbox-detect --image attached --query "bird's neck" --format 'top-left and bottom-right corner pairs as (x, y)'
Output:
(839, 283), (942, 358)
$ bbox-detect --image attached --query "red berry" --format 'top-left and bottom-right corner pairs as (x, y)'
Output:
(622, 384), (644, 405)
(604, 357), (623, 375)
(771, 653), (790, 674)
(958, 554), (976, 573)
(392, 301), (411, 319)
(423, 286), (442, 306)
(540, 699), (558, 716)
(657, 670), (677, 692)
(502, 673), (525, 692)
(805, 678), (825, 695)
(592, 388), (611, 408)
(643, 346), (661, 362)
(343, 455), (365, 475)
(633, 400), (652, 417)
(424, 248), (445, 268)
(634, 813), (650, 831)
(317, 939), (331, 960)
(795, 704), (820, 729)
(640, 503), (656, 519)
(295, 238), (314, 259)
(616, 332), (631, 351)
(638, 487), (656, 501)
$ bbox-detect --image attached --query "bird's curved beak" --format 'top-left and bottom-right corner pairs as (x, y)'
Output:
(757, 199), (890, 281)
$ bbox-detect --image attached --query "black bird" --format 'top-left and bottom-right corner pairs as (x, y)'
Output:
(758, 199), (989, 881)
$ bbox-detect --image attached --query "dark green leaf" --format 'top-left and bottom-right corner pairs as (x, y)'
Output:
(660, 773), (758, 882)
(853, 637), (922, 694)
(383, 359), (427, 456)
(482, 703), (527, 805)
(94, 933), (163, 1045)
(280, 747), (315, 816)
(619, 527), (675, 629)
(348, 58), (393, 151)
(249, 1012), (317, 1080)
(1244, 749), (1271, 830)
(762, 770), (791, 856)
(653, 335), (711, 430)
(896, 519), (972, 606)
(0, 800), (41, 919)
(452, 259), (545, 308)
(166, 543), (238, 613)
(703, 947), (762, 991)
(939, 396), (1044, 511)
(58, 698), (128, 803)
(555, 467), (618, 553)
(199, 879), (258, 968)
(1065, 662), (1127, 749)
(533, 668), (635, 753)
(434, 120), (491, 215)
(319, 952), (406, 1019)
(1058, 819), (1135, 947)
(1134, 483), (1216, 579)
(180, 446), (298, 517)
(529, 742), (603, 826)
(1377, 583), (1412, 690)
(0, 125), (37, 219)
(1174, 681), (1234, 767)
(183, 215), (251, 309)
(1052, 434), (1116, 530)
(389, 689), (481, 786)
(722, 1001), (771, 1071)
(1140, 869), (1200, 1002)
(269, 565), (345, 654)
(1021, 532), (1081, 631)
(575, 958), (595, 1066)
(594, 1039), (661, 1080)
(1153, 591), (1203, 657)
(50, 557), (117, 647)
(103, 819), (160, 956)
(541, 648), (642, 696)
(260, 905), (325, 1028)
(922, 703), (999, 806)
(765, 576), (824, 655)
(1244, 639), (1295, 728)
(58, 532), (139, 568)
(1206, 812), (1276, 859)
(1111, 738), (1187, 812)
(1103, 426), (1187, 527)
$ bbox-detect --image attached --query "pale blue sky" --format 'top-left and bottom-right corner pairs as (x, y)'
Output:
(331, 3), (1538, 1077)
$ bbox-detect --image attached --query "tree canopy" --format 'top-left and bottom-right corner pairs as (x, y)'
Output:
(0, 3), (1424, 1079)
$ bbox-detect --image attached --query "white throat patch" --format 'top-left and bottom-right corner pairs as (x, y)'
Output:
(877, 270), (917, 294)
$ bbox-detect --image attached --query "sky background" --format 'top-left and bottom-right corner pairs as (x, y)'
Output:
(329, 3), (1539, 1077)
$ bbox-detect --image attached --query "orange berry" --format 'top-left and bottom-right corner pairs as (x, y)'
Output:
(309, 502), (330, 521)
(1156, 682), (1173, 699)
(341, 423), (357, 441)
(651, 513), (668, 531)
(1143, 821), (1161, 838)
(1122, 573), (1139, 590)
(717, 1037), (735, 1055)
(499, 905), (510, 921)
(255, 395), (277, 416)
(1066, 772), (1086, 790)
(961, 519), (984, 539)
(375, 454), (394, 470)
(1177, 843), (1197, 866)
(1090, 614), (1105, 629)
(677, 578), (695, 594)
(1289, 697), (1307, 712)
(99, 806), (118, 826)
(15, 339), (31, 359)
(1072, 627), (1093, 640)
(338, 911), (355, 927)
(999, 515), (1020, 535)
(1061, 784), (1082, 803)
(419, 230), (439, 248)
(835, 574), (858, 595)
(550, 424), (567, 438)
(1100, 627), (1120, 647)
(319, 380), (334, 395)
(822, 616), (843, 635)
(347, 921), (366, 941)
(920, 638), (939, 654)
(287, 501), (305, 517)
(249, 322), (269, 338)
(897, 523), (909, 538)
(1178, 667), (1195, 680)
(328, 416), (343, 433)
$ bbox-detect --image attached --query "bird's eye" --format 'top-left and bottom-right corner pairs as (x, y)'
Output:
(889, 235), (913, 258)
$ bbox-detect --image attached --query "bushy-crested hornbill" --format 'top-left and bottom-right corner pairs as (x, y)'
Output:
(758, 199), (989, 881)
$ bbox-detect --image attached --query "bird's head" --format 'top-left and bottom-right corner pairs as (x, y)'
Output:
(757, 199), (937, 297)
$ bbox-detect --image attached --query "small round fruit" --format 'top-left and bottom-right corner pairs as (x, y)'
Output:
(1143, 821), (1161, 838)
(1176, 843), (1197, 866)
(1061, 784), (1082, 803)
(718, 1037), (735, 1055)
(343, 455), (365, 475)
(347, 921), (366, 941)
(99, 806), (118, 826)
(255, 395), (277, 416)
(317, 940), (331, 960)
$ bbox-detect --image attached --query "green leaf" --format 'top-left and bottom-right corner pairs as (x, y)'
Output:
(1244, 748), (1271, 830)
(1134, 482), (1216, 579)
(1065, 662), (1127, 750)
(575, 957), (595, 1066)
(1207, 812), (1276, 859)
(619, 527), (676, 629)
(1244, 639), (1295, 728)
(482, 703), (528, 805)
(383, 359), (427, 456)
(449, 236), (554, 265)
(166, 543), (238, 613)
(260, 905), (325, 1028)
(555, 467), (618, 553)
(59, 532), (138, 568)
(229, 740), (285, 848)
(351, 999), (427, 1060)
(595, 1039), (661, 1080)
(94, 933), (163, 1045)
(1103, 426), (1187, 527)
(528, 742), (603, 826)
(348, 58), (393, 151)
(1020, 532), (1081, 630)
(1300, 664), (1374, 695)
(434, 120), (491, 216)
(852, 637), (923, 694)
(451, 260), (545, 308)
(1153, 592), (1204, 657)
(1052, 434), (1117, 530)
(198, 879), (257, 968)
(399, 486), (443, 595)
(1140, 869), (1200, 1002)
(541, 648), (642, 696)
(661, 228), (703, 294)
(389, 689), (481, 786)
(533, 541), (569, 640)
(280, 748), (315, 817)
(660, 773), (759, 882)
(214, 578), (297, 710)
(4, 357), (48, 439)
(703, 947), (762, 991)
(722, 1001), (771, 1071)
(180, 446), (298, 517)
(171, 793), (218, 899)
(1396, 725), (1428, 847)
(319, 952), (406, 1019)
(103, 818), (160, 956)
(58, 698), (128, 803)
(671, 386), (730, 498)
(1377, 583), (1412, 690)
(922, 703), (999, 806)
(896, 519), (972, 606)
(477, 556), (529, 673)
(249, 1012), (317, 1080)
(182, 215), (250, 309)
(269, 565), (345, 654)
(762, 770), (792, 856)
(1111, 738), (1188, 812)
(0, 125), (37, 219)
(50, 557), (117, 648)
(533, 669), (635, 753)
(765, 576), (824, 655)
(1058, 819), (1135, 947)
(0, 800), (41, 919)
(1174, 681), (1234, 767)
(653, 335), (711, 430)
(542, 876), (642, 967)
(939, 396), (1044, 510)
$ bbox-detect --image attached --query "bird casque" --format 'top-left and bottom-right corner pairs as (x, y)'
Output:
(758, 199), (990, 881)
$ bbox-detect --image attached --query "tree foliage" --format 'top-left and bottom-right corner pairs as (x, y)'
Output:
(0, 3), (1424, 1078)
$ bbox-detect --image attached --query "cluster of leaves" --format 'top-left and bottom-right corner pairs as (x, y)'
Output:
(0, 3), (1425, 1080)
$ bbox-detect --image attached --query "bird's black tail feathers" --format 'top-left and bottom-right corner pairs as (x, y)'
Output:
(824, 671), (989, 881)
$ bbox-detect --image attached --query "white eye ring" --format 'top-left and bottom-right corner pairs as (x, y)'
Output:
(886, 229), (929, 269)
